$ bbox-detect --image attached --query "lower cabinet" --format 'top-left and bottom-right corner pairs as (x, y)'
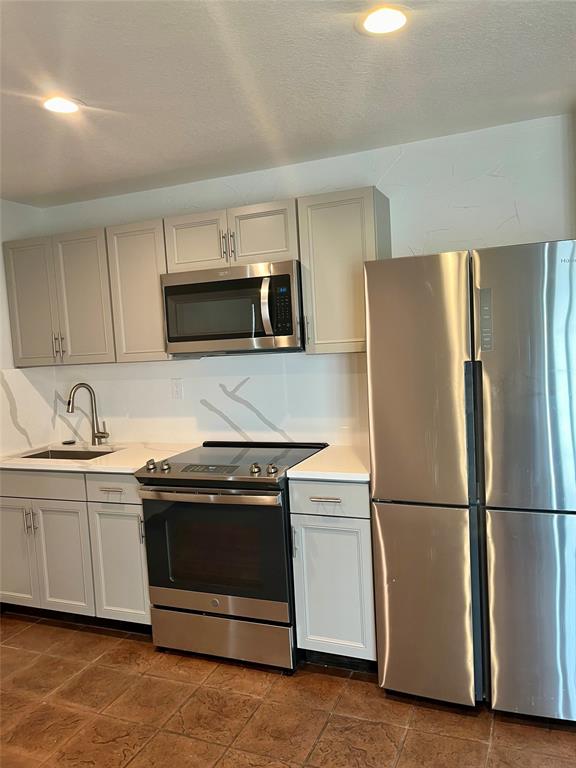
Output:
(0, 497), (41, 607)
(88, 502), (150, 624)
(0, 496), (94, 615)
(0, 472), (151, 625)
(291, 513), (376, 660)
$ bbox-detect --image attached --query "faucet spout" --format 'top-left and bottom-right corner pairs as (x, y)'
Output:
(65, 383), (110, 446)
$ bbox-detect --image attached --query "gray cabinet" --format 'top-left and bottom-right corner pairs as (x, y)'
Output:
(53, 229), (115, 364)
(0, 493), (94, 615)
(290, 479), (376, 660)
(4, 229), (115, 367)
(164, 209), (228, 273)
(89, 501), (150, 624)
(3, 237), (60, 367)
(227, 200), (299, 265)
(106, 219), (168, 362)
(0, 497), (40, 607)
(298, 187), (391, 354)
(33, 498), (95, 616)
(291, 512), (376, 660)
(164, 199), (298, 272)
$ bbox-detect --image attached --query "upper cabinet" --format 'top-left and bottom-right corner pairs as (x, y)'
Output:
(226, 200), (299, 265)
(106, 219), (168, 362)
(4, 229), (115, 367)
(52, 229), (115, 364)
(3, 188), (390, 366)
(164, 199), (298, 272)
(164, 209), (228, 273)
(298, 187), (391, 354)
(4, 237), (60, 367)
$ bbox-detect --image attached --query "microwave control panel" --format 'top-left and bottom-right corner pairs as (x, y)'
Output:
(271, 277), (294, 336)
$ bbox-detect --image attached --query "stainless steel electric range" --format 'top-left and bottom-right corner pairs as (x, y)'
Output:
(135, 441), (326, 670)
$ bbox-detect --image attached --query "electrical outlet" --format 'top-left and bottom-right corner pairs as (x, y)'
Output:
(170, 378), (184, 400)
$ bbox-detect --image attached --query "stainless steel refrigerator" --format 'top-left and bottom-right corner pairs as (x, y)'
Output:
(365, 241), (576, 719)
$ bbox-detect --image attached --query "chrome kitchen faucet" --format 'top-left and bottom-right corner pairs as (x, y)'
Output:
(66, 382), (109, 446)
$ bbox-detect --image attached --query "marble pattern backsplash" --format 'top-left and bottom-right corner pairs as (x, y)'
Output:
(0, 352), (369, 457)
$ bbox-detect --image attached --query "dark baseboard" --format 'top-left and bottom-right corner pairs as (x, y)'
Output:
(297, 648), (378, 674)
(0, 603), (152, 637)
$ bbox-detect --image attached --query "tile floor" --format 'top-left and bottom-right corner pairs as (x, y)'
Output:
(1, 612), (575, 768)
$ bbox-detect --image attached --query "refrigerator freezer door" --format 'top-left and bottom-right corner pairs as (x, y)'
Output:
(487, 508), (576, 720)
(372, 502), (476, 705)
(366, 253), (471, 506)
(474, 241), (576, 511)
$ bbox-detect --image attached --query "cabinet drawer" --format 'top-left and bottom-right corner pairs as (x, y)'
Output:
(289, 480), (370, 518)
(86, 474), (140, 504)
(0, 470), (86, 501)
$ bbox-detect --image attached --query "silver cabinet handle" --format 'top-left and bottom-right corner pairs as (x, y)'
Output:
(99, 487), (124, 494)
(309, 497), (342, 504)
(139, 517), (145, 543)
(52, 333), (60, 359)
(23, 509), (32, 534)
(229, 230), (236, 261)
(59, 333), (65, 360)
(31, 510), (38, 532)
(220, 231), (228, 262)
(302, 316), (310, 345)
(292, 526), (298, 557)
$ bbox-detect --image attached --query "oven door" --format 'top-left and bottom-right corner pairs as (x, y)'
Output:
(140, 487), (291, 623)
(161, 260), (302, 354)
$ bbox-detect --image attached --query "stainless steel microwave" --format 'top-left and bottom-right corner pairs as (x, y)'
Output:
(161, 260), (303, 355)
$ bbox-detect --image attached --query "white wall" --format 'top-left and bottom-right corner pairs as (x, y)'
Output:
(1, 114), (575, 454)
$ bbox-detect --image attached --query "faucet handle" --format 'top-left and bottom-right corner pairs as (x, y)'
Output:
(95, 421), (110, 444)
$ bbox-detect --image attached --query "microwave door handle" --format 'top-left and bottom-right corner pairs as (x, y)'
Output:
(260, 276), (273, 335)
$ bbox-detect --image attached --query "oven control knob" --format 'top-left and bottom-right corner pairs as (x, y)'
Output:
(146, 459), (157, 472)
(250, 462), (262, 475)
(267, 463), (278, 475)
(161, 460), (171, 472)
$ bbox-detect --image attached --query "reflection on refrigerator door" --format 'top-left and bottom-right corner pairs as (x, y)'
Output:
(487, 508), (576, 720)
(372, 502), (477, 706)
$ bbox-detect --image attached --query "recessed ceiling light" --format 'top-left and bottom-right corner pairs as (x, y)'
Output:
(360, 6), (408, 35)
(43, 96), (81, 114)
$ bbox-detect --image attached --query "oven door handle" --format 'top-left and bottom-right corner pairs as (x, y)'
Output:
(260, 276), (273, 336)
(139, 489), (282, 506)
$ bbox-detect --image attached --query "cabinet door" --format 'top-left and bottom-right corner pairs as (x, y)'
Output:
(33, 499), (95, 616)
(226, 200), (299, 265)
(0, 497), (40, 607)
(298, 187), (383, 354)
(88, 502), (150, 624)
(291, 513), (376, 660)
(106, 219), (168, 362)
(164, 210), (228, 272)
(3, 237), (60, 367)
(52, 229), (116, 364)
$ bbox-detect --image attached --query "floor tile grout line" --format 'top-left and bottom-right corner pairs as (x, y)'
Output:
(390, 724), (410, 768)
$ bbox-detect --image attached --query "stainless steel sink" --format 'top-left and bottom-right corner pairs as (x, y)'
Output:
(23, 449), (117, 460)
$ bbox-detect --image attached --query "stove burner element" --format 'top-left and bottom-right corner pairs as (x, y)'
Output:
(182, 464), (239, 474)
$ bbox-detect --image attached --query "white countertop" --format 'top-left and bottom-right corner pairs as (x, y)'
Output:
(0, 442), (198, 474)
(0, 441), (370, 481)
(287, 445), (370, 483)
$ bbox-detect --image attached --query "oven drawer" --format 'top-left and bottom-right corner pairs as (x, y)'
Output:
(289, 480), (370, 518)
(86, 473), (141, 505)
(151, 606), (294, 669)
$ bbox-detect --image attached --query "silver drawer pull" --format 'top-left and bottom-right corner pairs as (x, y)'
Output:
(99, 487), (124, 493)
(309, 496), (342, 504)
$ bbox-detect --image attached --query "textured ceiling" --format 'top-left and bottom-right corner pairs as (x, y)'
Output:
(1, 0), (576, 206)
